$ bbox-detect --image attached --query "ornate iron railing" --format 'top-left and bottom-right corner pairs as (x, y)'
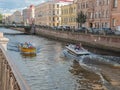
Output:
(0, 45), (30, 90)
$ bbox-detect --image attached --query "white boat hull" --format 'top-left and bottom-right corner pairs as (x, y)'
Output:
(65, 44), (90, 56)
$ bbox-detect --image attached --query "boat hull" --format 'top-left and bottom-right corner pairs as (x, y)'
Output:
(20, 47), (36, 55)
(65, 45), (90, 56)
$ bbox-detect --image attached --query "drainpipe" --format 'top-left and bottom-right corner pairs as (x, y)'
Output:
(0, 32), (9, 50)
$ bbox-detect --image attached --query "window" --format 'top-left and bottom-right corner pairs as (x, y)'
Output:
(96, 0), (99, 6)
(57, 4), (59, 8)
(106, 0), (109, 5)
(113, 0), (117, 8)
(106, 10), (109, 18)
(112, 18), (116, 26)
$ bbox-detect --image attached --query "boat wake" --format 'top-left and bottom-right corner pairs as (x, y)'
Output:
(62, 49), (120, 66)
(62, 49), (120, 89)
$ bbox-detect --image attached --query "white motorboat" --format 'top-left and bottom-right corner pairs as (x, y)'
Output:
(65, 44), (90, 56)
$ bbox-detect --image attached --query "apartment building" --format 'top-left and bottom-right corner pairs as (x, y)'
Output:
(61, 3), (77, 29)
(35, 1), (59, 27)
(10, 11), (23, 24)
(23, 5), (35, 25)
(111, 0), (120, 30)
(23, 8), (29, 25)
(2, 14), (11, 24)
(77, 0), (111, 28)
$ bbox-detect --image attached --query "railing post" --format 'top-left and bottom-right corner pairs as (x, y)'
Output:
(0, 32), (9, 50)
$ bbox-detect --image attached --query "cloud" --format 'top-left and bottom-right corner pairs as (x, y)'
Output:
(25, 0), (46, 5)
(0, 7), (27, 14)
(0, 0), (46, 14)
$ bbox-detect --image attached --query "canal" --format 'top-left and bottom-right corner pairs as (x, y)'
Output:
(0, 27), (120, 90)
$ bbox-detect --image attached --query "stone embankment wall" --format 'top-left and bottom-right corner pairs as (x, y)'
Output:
(10, 27), (25, 32)
(35, 28), (120, 52)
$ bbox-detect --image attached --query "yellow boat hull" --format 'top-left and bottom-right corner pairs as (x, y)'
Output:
(20, 47), (36, 54)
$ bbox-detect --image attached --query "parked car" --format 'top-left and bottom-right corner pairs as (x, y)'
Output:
(62, 26), (71, 31)
(51, 26), (58, 30)
(100, 28), (115, 35)
(87, 28), (94, 33)
(75, 27), (88, 33)
(57, 26), (63, 30)
(57, 25), (71, 31)
(113, 26), (120, 35)
(114, 30), (120, 35)
(92, 28), (100, 34)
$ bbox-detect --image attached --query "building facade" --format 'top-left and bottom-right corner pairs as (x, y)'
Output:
(35, 1), (56, 27)
(111, 0), (120, 30)
(10, 11), (23, 24)
(23, 8), (29, 25)
(61, 3), (77, 29)
(35, 1), (71, 27)
(23, 5), (35, 25)
(2, 14), (11, 25)
(77, 0), (111, 28)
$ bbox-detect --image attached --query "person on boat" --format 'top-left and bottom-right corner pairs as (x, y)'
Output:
(23, 42), (28, 48)
(75, 43), (82, 50)
(28, 42), (34, 48)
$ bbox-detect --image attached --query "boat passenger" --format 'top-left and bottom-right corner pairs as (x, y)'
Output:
(75, 43), (82, 50)
(23, 42), (28, 48)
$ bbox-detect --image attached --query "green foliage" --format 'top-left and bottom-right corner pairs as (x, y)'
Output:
(0, 14), (2, 23)
(76, 11), (87, 27)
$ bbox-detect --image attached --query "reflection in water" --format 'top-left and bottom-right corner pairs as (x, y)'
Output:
(0, 28), (120, 90)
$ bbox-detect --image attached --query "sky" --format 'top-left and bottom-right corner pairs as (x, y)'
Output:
(0, 0), (46, 14)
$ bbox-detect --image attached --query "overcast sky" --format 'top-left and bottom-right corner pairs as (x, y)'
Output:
(0, 0), (46, 14)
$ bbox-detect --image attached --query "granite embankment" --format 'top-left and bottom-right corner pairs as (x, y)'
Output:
(35, 28), (120, 53)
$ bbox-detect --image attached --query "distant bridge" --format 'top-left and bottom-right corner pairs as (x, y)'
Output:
(3, 32), (29, 35)
(0, 25), (32, 33)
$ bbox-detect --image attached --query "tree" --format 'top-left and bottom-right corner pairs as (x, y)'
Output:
(0, 14), (2, 24)
(76, 11), (87, 28)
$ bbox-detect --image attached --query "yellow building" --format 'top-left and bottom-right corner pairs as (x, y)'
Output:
(61, 3), (77, 29)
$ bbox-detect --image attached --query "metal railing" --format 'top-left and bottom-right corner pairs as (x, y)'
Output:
(0, 45), (30, 90)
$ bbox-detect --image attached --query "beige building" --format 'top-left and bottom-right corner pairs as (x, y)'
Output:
(61, 3), (77, 29)
(2, 14), (11, 25)
(10, 11), (23, 24)
(23, 8), (29, 25)
(23, 5), (35, 25)
(35, 1), (70, 27)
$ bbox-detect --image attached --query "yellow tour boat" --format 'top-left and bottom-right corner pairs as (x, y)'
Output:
(18, 42), (36, 56)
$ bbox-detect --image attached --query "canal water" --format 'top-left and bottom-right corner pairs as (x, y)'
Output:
(0, 28), (120, 90)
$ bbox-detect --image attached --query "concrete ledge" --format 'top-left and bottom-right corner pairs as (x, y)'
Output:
(35, 28), (120, 53)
